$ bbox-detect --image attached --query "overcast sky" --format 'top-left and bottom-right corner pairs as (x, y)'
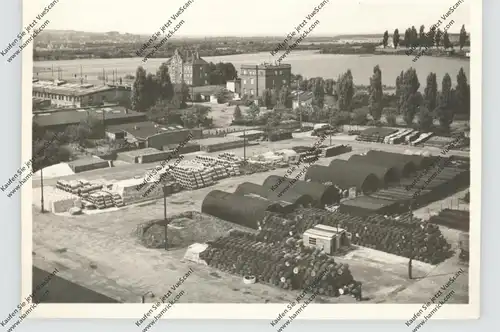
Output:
(30, 0), (471, 36)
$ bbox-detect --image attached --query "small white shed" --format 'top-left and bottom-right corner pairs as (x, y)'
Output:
(303, 224), (352, 255)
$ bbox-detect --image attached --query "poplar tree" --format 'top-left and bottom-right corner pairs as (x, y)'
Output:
(382, 31), (389, 48)
(399, 68), (420, 125)
(156, 63), (174, 101)
(455, 67), (470, 116)
(369, 65), (383, 121)
(423, 72), (438, 111)
(393, 29), (400, 48)
(459, 25), (468, 50)
(443, 31), (451, 49)
(436, 73), (454, 131)
(131, 66), (149, 112)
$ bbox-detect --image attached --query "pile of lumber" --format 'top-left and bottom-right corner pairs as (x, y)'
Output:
(194, 155), (240, 177)
(56, 180), (103, 199)
(428, 209), (470, 232)
(320, 145), (352, 158)
(169, 161), (215, 190)
(87, 191), (116, 209)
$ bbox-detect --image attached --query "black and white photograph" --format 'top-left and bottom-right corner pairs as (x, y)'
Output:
(14, 0), (480, 322)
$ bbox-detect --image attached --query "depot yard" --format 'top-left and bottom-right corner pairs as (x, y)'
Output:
(32, 130), (470, 304)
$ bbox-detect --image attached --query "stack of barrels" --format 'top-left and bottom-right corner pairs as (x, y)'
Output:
(286, 208), (452, 265)
(199, 230), (355, 297)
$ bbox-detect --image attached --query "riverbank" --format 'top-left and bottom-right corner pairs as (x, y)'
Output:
(33, 50), (470, 88)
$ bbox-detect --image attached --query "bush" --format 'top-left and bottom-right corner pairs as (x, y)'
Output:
(331, 111), (351, 126)
(352, 108), (369, 125)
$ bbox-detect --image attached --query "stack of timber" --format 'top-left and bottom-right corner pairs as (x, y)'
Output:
(194, 155), (240, 177)
(356, 127), (397, 143)
(267, 130), (293, 142)
(168, 161), (215, 190)
(339, 196), (403, 217)
(218, 152), (246, 166)
(321, 145), (352, 158)
(411, 132), (434, 146)
(199, 136), (247, 153)
(112, 178), (165, 205)
(87, 191), (116, 209)
(428, 209), (470, 232)
(199, 230), (355, 296)
(67, 158), (110, 173)
(285, 208), (452, 264)
(292, 146), (321, 163)
(56, 180), (104, 199)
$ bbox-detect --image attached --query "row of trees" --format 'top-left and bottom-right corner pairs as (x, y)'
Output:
(383, 24), (469, 50)
(290, 66), (469, 132)
(131, 64), (188, 112)
(131, 61), (238, 112)
(395, 67), (469, 131)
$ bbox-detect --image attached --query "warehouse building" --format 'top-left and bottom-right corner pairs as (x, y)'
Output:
(367, 150), (433, 170)
(234, 182), (314, 208)
(363, 150), (417, 177)
(33, 106), (147, 132)
(305, 164), (379, 194)
(106, 122), (202, 150)
(338, 196), (403, 217)
(201, 190), (285, 229)
(346, 155), (400, 185)
(32, 79), (130, 107)
(262, 175), (341, 207)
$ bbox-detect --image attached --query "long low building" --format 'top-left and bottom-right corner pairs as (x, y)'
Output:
(305, 164), (379, 194)
(234, 182), (314, 207)
(33, 106), (147, 131)
(262, 175), (341, 207)
(32, 79), (131, 108)
(201, 190), (286, 229)
(106, 121), (202, 150)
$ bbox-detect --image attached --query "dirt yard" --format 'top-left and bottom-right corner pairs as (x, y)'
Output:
(31, 132), (470, 304)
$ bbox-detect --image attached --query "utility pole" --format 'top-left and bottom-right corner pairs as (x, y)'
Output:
(408, 200), (414, 279)
(163, 185), (168, 250)
(243, 129), (247, 162)
(255, 65), (259, 104)
(40, 168), (45, 213)
(297, 77), (302, 129)
(329, 107), (333, 146)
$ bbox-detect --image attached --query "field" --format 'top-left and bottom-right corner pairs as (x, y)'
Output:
(32, 133), (470, 304)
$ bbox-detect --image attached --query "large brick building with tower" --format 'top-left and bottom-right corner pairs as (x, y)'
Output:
(239, 63), (292, 97)
(166, 49), (209, 86)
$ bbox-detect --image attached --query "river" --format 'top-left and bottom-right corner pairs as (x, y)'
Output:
(33, 50), (469, 88)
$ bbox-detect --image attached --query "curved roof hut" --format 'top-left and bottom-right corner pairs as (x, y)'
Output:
(371, 150), (434, 169)
(347, 155), (401, 185)
(201, 190), (284, 229)
(234, 182), (314, 207)
(304, 164), (379, 194)
(363, 150), (417, 177)
(262, 175), (341, 206)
